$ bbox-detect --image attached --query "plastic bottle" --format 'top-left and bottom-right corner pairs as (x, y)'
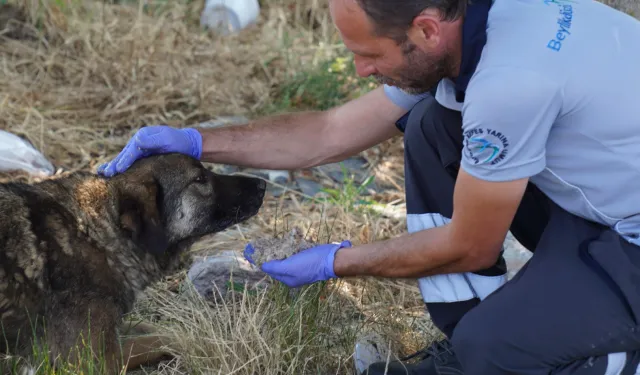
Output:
(200, 0), (260, 35)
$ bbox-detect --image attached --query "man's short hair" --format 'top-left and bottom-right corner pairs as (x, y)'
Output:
(355, 0), (468, 43)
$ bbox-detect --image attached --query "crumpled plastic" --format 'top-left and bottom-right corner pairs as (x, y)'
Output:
(0, 130), (55, 177)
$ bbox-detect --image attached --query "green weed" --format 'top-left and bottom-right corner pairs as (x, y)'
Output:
(264, 54), (378, 114)
(316, 163), (377, 213)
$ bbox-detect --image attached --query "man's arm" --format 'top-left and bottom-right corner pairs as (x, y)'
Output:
(98, 85), (409, 176)
(200, 86), (407, 170)
(333, 170), (528, 278)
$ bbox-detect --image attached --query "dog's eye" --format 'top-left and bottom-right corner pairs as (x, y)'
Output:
(194, 174), (207, 184)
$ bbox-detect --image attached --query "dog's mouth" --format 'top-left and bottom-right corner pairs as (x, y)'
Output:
(164, 203), (261, 256)
(211, 178), (266, 232)
(212, 200), (264, 232)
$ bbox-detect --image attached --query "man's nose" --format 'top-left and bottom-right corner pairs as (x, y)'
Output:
(354, 56), (377, 77)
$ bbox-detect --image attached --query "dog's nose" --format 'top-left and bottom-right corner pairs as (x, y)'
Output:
(257, 179), (266, 190)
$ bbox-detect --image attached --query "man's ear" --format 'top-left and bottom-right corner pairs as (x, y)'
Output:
(118, 178), (169, 255)
(410, 10), (442, 47)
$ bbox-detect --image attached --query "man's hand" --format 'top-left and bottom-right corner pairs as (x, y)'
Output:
(98, 125), (202, 177)
(244, 241), (352, 288)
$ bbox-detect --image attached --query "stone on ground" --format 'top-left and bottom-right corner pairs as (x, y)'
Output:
(186, 250), (269, 301)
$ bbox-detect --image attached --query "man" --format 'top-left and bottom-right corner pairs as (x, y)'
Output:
(99, 0), (640, 373)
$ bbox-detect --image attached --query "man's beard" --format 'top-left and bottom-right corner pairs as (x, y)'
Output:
(374, 41), (454, 95)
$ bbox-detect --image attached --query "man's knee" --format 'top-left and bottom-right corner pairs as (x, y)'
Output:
(449, 296), (538, 374)
(449, 306), (505, 372)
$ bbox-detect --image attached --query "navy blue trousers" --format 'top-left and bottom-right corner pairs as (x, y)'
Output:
(399, 95), (640, 374)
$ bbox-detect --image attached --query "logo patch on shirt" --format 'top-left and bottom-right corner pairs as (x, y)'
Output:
(463, 128), (509, 166)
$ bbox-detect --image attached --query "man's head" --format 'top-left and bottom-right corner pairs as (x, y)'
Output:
(329, 0), (466, 94)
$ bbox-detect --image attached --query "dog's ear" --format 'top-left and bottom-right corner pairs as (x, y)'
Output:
(118, 178), (169, 255)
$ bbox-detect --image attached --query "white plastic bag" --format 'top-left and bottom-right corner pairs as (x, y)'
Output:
(200, 0), (260, 35)
(0, 130), (55, 177)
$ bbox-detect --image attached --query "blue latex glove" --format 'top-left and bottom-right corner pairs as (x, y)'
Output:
(97, 125), (202, 177)
(244, 240), (352, 288)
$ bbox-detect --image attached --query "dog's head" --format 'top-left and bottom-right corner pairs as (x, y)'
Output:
(108, 153), (266, 257)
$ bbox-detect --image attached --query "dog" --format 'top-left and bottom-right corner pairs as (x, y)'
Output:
(0, 153), (266, 373)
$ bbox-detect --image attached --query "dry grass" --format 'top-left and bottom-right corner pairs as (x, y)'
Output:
(125, 192), (438, 374)
(0, 0), (431, 374)
(0, 0), (362, 172)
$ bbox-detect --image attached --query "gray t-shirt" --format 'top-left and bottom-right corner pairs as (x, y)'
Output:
(385, 0), (640, 246)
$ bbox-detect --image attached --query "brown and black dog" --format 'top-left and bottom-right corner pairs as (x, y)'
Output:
(0, 153), (266, 374)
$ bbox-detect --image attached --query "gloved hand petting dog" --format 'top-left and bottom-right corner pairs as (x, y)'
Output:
(98, 125), (202, 177)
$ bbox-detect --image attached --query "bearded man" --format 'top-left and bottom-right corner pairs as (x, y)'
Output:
(99, 0), (640, 373)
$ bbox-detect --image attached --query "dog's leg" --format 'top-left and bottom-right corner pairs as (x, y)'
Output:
(46, 324), (124, 375)
(42, 300), (127, 374)
(120, 331), (174, 370)
(119, 320), (158, 336)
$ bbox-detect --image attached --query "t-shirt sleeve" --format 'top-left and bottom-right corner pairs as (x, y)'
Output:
(460, 67), (563, 182)
(383, 84), (431, 111)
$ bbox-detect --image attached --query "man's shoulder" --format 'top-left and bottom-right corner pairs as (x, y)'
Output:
(482, 0), (639, 67)
(480, 0), (565, 72)
(468, 0), (640, 113)
(464, 0), (584, 108)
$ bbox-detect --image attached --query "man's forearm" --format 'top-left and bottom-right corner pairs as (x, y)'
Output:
(333, 225), (497, 279)
(199, 111), (336, 170)
(198, 86), (404, 171)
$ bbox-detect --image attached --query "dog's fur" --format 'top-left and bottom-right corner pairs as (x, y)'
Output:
(0, 153), (266, 373)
